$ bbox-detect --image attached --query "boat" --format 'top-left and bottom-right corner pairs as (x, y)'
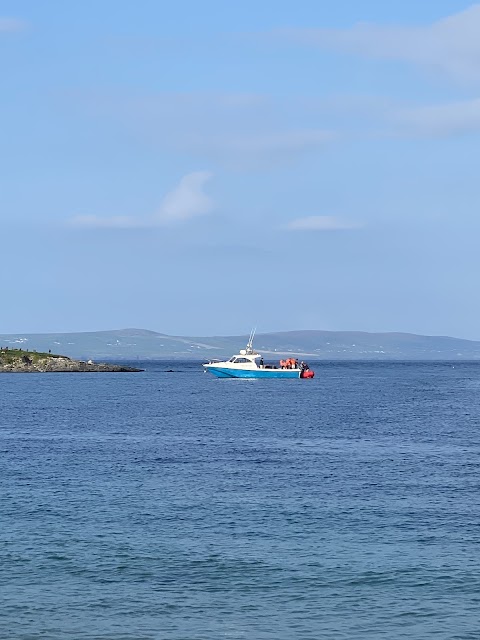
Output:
(203, 330), (315, 379)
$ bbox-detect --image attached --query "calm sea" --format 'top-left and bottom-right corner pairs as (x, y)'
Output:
(1, 361), (480, 639)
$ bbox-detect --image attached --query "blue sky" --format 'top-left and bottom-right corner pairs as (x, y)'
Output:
(2, 1), (480, 338)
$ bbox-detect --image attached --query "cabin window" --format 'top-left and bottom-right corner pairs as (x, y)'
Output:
(233, 357), (250, 363)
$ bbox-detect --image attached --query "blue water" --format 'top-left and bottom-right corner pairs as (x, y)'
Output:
(1, 361), (480, 639)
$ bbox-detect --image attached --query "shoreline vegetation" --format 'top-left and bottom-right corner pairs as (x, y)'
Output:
(0, 348), (143, 373)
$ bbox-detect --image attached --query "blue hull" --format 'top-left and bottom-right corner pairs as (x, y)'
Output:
(205, 366), (300, 379)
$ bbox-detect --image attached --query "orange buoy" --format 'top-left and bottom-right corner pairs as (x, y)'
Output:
(301, 369), (314, 379)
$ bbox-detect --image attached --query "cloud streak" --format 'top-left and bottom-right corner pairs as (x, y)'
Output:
(69, 171), (214, 229)
(285, 216), (361, 231)
(395, 98), (480, 137)
(274, 4), (480, 83)
(210, 129), (333, 154)
(69, 215), (143, 229)
(156, 171), (213, 223)
(77, 91), (336, 166)
(0, 17), (27, 32)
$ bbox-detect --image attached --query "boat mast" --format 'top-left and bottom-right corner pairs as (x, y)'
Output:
(246, 327), (256, 354)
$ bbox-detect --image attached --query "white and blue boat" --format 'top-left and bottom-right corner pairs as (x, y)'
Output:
(203, 330), (314, 379)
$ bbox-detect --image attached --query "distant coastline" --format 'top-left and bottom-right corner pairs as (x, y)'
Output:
(1, 329), (480, 361)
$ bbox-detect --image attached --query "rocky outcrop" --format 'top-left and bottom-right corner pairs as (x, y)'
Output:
(0, 352), (143, 373)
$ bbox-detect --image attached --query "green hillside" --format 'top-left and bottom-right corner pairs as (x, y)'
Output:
(1, 329), (480, 360)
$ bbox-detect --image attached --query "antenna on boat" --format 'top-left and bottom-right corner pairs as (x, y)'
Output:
(246, 327), (256, 354)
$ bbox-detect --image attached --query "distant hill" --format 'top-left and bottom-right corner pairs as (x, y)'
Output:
(1, 329), (480, 360)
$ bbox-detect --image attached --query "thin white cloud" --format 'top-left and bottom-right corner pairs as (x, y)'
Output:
(69, 215), (144, 229)
(285, 216), (361, 231)
(77, 91), (336, 165)
(212, 129), (333, 154)
(0, 17), (26, 32)
(309, 93), (480, 139)
(69, 171), (213, 229)
(275, 4), (480, 83)
(316, 93), (480, 139)
(156, 171), (213, 223)
(395, 98), (480, 136)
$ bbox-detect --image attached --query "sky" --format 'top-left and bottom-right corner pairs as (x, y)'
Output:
(2, 0), (480, 338)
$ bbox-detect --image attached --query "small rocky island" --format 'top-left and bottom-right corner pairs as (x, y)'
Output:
(0, 348), (143, 373)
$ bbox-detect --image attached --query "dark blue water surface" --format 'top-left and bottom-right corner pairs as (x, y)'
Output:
(1, 361), (480, 639)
